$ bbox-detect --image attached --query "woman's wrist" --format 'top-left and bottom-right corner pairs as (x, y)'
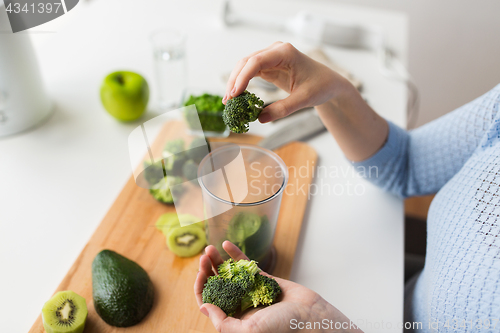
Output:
(315, 74), (388, 162)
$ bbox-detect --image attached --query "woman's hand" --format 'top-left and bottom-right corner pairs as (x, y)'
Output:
(194, 241), (362, 333)
(224, 42), (388, 162)
(223, 42), (350, 123)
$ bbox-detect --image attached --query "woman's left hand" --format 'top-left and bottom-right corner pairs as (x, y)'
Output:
(194, 241), (362, 333)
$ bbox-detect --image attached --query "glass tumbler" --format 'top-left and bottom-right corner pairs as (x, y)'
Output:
(150, 29), (187, 111)
(198, 144), (288, 269)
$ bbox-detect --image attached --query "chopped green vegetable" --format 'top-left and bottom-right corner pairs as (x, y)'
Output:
(149, 176), (183, 204)
(223, 90), (264, 133)
(202, 276), (246, 316)
(142, 160), (167, 186)
(164, 138), (185, 155)
(163, 139), (187, 176)
(184, 94), (226, 133)
(202, 258), (281, 316)
(217, 258), (261, 291)
(241, 274), (281, 312)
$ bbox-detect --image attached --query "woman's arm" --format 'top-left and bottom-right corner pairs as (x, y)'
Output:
(314, 84), (389, 162)
(225, 42), (500, 197)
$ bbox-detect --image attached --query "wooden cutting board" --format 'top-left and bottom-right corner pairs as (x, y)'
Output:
(29, 121), (317, 333)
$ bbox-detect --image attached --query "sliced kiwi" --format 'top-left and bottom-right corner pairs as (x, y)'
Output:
(166, 225), (206, 257)
(155, 213), (204, 237)
(42, 290), (88, 333)
(155, 212), (181, 236)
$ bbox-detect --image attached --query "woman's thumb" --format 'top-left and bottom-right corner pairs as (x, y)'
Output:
(200, 304), (243, 332)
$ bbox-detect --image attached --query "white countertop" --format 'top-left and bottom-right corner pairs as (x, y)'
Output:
(0, 1), (407, 332)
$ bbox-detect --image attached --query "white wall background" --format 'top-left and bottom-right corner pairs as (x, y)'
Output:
(323, 0), (500, 126)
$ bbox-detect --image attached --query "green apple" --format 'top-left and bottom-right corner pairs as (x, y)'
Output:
(100, 71), (149, 121)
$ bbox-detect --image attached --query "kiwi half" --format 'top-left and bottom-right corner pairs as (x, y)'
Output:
(155, 212), (181, 236)
(42, 290), (88, 333)
(166, 224), (206, 257)
(156, 213), (204, 237)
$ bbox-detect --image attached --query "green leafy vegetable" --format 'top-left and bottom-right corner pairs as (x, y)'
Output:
(184, 94), (226, 133)
(164, 138), (186, 155)
(223, 90), (264, 133)
(227, 212), (261, 251)
(163, 139), (187, 176)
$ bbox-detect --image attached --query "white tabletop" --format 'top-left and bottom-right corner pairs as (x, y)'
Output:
(0, 1), (407, 332)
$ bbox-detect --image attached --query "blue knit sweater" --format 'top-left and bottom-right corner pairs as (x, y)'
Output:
(353, 84), (500, 332)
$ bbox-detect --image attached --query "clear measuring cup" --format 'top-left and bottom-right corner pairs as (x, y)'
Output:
(198, 144), (288, 268)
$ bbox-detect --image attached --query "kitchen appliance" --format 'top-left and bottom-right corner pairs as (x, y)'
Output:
(0, 3), (52, 137)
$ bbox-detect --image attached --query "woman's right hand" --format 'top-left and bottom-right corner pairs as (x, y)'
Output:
(224, 41), (388, 162)
(223, 42), (352, 123)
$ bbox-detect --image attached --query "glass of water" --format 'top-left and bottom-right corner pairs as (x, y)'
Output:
(150, 29), (187, 111)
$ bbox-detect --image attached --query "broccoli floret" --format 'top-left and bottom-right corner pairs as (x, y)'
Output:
(164, 138), (185, 155)
(142, 160), (167, 186)
(217, 258), (261, 291)
(202, 258), (281, 316)
(223, 90), (264, 133)
(163, 139), (187, 176)
(149, 176), (183, 204)
(202, 276), (246, 316)
(241, 274), (281, 312)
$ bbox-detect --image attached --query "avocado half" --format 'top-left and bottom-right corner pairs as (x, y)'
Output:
(92, 250), (154, 327)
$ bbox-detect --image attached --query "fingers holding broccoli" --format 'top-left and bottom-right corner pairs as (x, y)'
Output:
(223, 90), (264, 133)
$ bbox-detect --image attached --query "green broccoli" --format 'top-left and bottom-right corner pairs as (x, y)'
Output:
(163, 139), (187, 176)
(202, 258), (281, 316)
(217, 258), (261, 291)
(202, 276), (246, 316)
(241, 274), (281, 312)
(164, 138), (186, 155)
(223, 90), (264, 133)
(142, 160), (167, 186)
(149, 176), (183, 204)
